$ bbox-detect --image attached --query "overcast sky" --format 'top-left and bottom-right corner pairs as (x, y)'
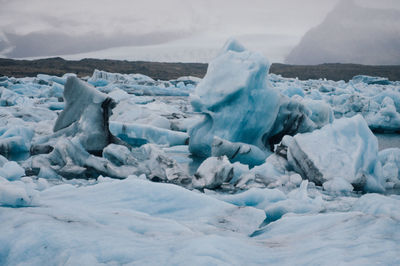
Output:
(0, 0), (399, 62)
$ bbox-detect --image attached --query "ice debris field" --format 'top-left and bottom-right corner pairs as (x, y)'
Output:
(1, 40), (400, 265)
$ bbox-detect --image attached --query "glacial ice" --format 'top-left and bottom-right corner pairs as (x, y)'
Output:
(0, 40), (400, 265)
(193, 156), (226, 189)
(378, 148), (400, 188)
(189, 40), (334, 161)
(88, 69), (194, 96)
(351, 75), (391, 85)
(269, 73), (400, 132)
(188, 39), (281, 158)
(0, 126), (34, 156)
(109, 121), (188, 147)
(211, 137), (268, 167)
(0, 161), (25, 181)
(286, 115), (383, 192)
(0, 177), (39, 207)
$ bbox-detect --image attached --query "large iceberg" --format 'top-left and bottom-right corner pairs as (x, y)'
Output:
(188, 40), (332, 163)
(189, 40), (281, 158)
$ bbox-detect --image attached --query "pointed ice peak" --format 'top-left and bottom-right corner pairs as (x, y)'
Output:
(219, 38), (246, 55)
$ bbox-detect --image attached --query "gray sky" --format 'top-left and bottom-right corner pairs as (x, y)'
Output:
(0, 0), (399, 62)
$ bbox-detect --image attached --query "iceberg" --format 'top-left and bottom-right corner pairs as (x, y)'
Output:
(188, 40), (333, 161)
(285, 115), (383, 192)
(50, 76), (118, 154)
(109, 121), (188, 147)
(0, 126), (34, 156)
(378, 148), (400, 188)
(88, 69), (191, 96)
(211, 137), (268, 167)
(0, 161), (25, 181)
(189, 39), (281, 157)
(351, 75), (391, 85)
(366, 96), (400, 132)
(193, 156), (236, 189)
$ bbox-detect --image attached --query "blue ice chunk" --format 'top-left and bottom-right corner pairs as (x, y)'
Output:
(109, 121), (188, 147)
(49, 83), (64, 98)
(189, 39), (280, 157)
(0, 126), (34, 155)
(215, 187), (286, 209)
(302, 99), (334, 128)
(211, 137), (269, 167)
(0, 161), (25, 181)
(48, 102), (65, 110)
(282, 87), (305, 98)
(351, 75), (391, 85)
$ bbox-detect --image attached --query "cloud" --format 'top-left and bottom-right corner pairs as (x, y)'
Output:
(285, 0), (400, 65)
(1, 0), (398, 61)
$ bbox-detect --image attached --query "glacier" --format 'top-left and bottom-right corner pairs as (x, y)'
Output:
(0, 39), (399, 265)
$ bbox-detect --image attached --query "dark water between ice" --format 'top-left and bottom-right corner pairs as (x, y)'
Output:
(375, 133), (400, 151)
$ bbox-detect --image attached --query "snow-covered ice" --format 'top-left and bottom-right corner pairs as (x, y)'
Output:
(286, 115), (383, 192)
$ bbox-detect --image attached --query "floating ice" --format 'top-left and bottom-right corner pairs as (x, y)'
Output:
(189, 39), (280, 157)
(109, 121), (188, 147)
(286, 115), (383, 192)
(366, 96), (400, 132)
(322, 177), (354, 193)
(378, 148), (400, 188)
(0, 62), (399, 265)
(211, 137), (268, 167)
(189, 40), (334, 161)
(351, 75), (391, 85)
(88, 69), (192, 96)
(0, 126), (34, 156)
(0, 161), (25, 180)
(193, 156), (235, 189)
(0, 177), (39, 207)
(50, 76), (118, 153)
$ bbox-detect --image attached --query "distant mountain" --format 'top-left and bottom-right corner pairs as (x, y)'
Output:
(285, 0), (400, 65)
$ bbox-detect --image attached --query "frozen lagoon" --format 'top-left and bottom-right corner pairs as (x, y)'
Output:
(1, 40), (400, 265)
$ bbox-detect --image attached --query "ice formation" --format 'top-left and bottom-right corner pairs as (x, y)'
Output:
(52, 76), (117, 153)
(285, 115), (383, 192)
(189, 40), (333, 161)
(269, 73), (400, 132)
(378, 148), (400, 189)
(109, 121), (188, 147)
(13, 76), (191, 184)
(0, 126), (34, 156)
(0, 39), (400, 265)
(88, 69), (195, 96)
(188, 40), (280, 158)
